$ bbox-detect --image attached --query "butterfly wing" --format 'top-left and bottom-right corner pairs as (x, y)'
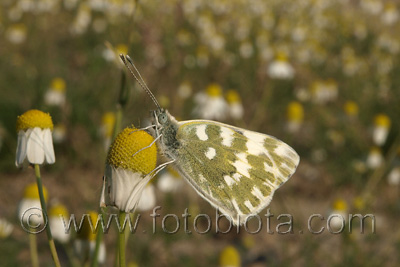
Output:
(172, 120), (300, 225)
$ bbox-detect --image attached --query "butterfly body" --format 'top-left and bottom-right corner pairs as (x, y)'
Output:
(152, 108), (300, 225)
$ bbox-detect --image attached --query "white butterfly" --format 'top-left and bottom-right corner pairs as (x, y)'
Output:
(120, 55), (300, 225)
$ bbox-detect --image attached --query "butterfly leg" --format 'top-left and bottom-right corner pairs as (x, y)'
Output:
(147, 159), (176, 178)
(129, 124), (156, 133)
(132, 134), (162, 158)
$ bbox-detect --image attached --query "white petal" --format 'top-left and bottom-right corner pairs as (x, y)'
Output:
(105, 165), (152, 212)
(15, 130), (27, 167)
(137, 184), (156, 211)
(26, 128), (45, 165)
(43, 129), (55, 164)
(50, 217), (70, 243)
(18, 199), (43, 225)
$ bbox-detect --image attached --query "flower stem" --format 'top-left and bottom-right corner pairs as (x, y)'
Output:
(34, 164), (61, 267)
(118, 211), (126, 267)
(90, 210), (104, 267)
(29, 228), (39, 267)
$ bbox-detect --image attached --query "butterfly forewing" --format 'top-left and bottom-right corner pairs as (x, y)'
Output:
(173, 120), (300, 225)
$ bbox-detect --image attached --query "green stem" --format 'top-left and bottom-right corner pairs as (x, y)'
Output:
(29, 228), (39, 267)
(118, 211), (126, 267)
(90, 210), (104, 267)
(34, 164), (61, 267)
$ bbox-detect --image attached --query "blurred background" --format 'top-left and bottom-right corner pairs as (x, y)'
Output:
(0, 0), (399, 266)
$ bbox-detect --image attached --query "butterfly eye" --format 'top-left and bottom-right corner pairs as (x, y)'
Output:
(158, 113), (168, 124)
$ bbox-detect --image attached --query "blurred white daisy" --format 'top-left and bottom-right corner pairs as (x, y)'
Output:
(193, 83), (228, 121)
(6, 24), (27, 44)
(74, 211), (105, 264)
(372, 114), (391, 146)
(136, 183), (156, 211)
(18, 183), (48, 226)
(381, 3), (399, 25)
(225, 90), (244, 120)
(49, 204), (70, 244)
(366, 147), (384, 169)
(157, 166), (183, 193)
(388, 166), (400, 186)
(267, 52), (295, 79)
(0, 218), (14, 239)
(44, 78), (67, 107)
(329, 199), (347, 230)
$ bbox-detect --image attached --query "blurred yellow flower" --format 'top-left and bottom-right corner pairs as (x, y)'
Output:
(100, 111), (116, 150)
(286, 101), (304, 133)
(219, 245), (241, 267)
(16, 110), (55, 167)
(74, 211), (106, 264)
(344, 101), (359, 118)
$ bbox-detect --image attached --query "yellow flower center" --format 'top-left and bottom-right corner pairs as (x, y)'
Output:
(225, 90), (241, 104)
(287, 101), (304, 122)
(102, 112), (116, 137)
(16, 109), (54, 132)
(77, 211), (98, 241)
(116, 44), (128, 56)
(50, 78), (66, 92)
(49, 204), (69, 218)
(219, 246), (241, 267)
(344, 101), (359, 116)
(107, 127), (157, 174)
(23, 183), (48, 202)
(206, 83), (222, 97)
(333, 199), (347, 211)
(374, 114), (391, 128)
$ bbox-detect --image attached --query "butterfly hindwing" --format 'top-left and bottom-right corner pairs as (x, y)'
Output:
(172, 120), (300, 225)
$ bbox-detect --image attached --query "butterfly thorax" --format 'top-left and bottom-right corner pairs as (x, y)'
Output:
(153, 109), (180, 158)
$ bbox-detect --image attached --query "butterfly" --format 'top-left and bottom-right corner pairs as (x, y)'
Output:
(120, 55), (300, 225)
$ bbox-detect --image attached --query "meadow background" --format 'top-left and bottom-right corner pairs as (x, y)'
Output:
(1, 0), (400, 266)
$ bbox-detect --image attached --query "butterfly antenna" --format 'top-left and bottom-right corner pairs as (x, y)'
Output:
(119, 54), (161, 110)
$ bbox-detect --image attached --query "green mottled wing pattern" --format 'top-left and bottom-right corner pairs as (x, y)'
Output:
(172, 120), (300, 225)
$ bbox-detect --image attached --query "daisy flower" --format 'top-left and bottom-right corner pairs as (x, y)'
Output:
(193, 83), (228, 121)
(100, 126), (158, 213)
(267, 52), (295, 80)
(286, 101), (304, 133)
(372, 114), (391, 146)
(16, 109), (55, 167)
(49, 204), (70, 244)
(44, 78), (67, 107)
(18, 183), (48, 226)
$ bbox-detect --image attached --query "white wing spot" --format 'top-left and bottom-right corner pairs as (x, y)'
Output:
(196, 125), (208, 141)
(244, 131), (266, 144)
(205, 147), (216, 160)
(251, 186), (264, 200)
(224, 175), (235, 186)
(244, 200), (254, 210)
(232, 173), (242, 182)
(274, 144), (289, 156)
(232, 199), (243, 215)
(220, 127), (234, 147)
(233, 153), (251, 177)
